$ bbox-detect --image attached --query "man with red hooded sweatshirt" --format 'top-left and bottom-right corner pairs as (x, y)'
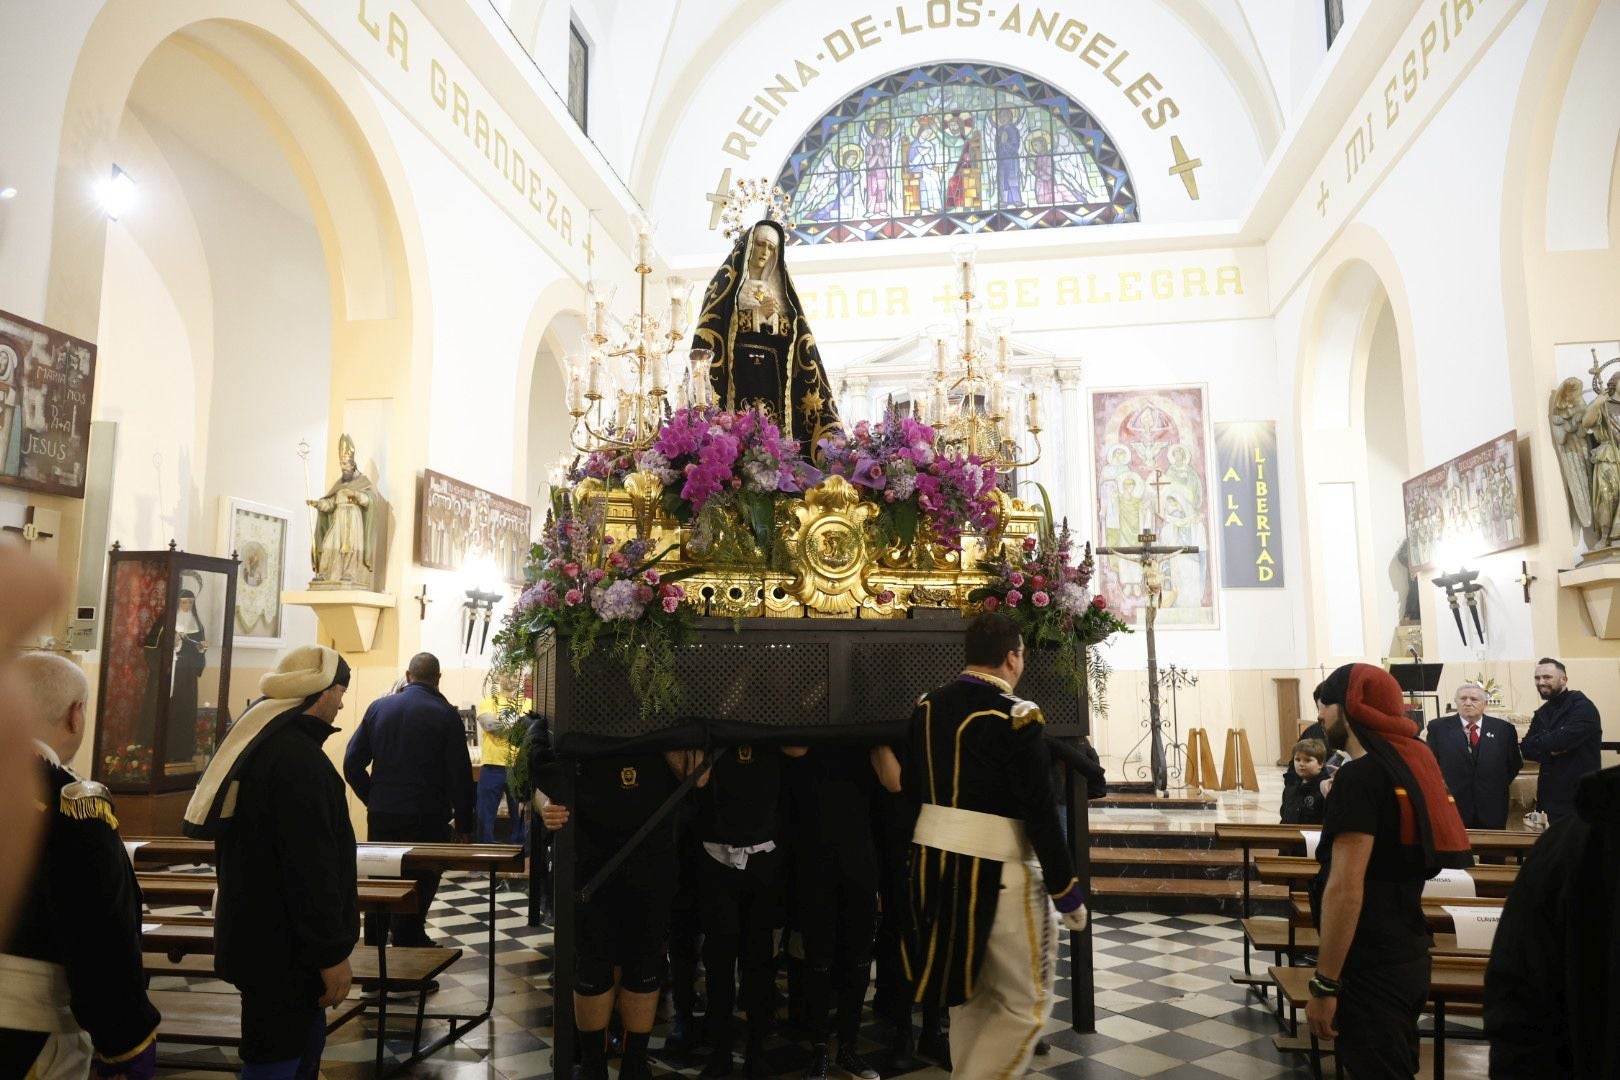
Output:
(1306, 663), (1471, 1078)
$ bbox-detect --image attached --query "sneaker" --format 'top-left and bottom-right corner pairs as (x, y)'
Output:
(835, 1047), (879, 1079)
(805, 1044), (831, 1079)
(1034, 1037), (1051, 1056)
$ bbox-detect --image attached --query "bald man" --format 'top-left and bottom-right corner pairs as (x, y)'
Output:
(1, 653), (161, 1080)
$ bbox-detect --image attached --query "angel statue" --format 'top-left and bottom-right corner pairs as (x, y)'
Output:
(1548, 349), (1620, 551)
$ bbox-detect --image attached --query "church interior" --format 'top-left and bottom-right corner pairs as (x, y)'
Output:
(2, 0), (1619, 1077)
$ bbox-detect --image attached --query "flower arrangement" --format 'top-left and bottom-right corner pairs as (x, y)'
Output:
(101, 743), (153, 786)
(489, 497), (698, 719)
(815, 404), (1000, 551)
(969, 518), (1131, 711)
(644, 405), (822, 559)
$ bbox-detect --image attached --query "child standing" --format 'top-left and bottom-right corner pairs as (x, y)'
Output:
(1280, 738), (1330, 825)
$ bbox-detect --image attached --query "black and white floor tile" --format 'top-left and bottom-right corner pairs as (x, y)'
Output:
(154, 870), (1496, 1079)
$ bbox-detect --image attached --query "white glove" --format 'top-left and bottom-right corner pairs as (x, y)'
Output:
(1059, 904), (1089, 932)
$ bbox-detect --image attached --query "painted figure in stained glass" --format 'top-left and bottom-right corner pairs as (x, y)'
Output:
(776, 64), (1137, 244)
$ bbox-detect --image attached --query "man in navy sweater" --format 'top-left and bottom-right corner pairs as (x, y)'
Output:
(1522, 658), (1603, 823)
(344, 652), (475, 946)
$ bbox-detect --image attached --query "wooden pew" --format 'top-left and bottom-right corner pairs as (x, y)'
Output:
(138, 872), (419, 914)
(1251, 855), (1519, 898)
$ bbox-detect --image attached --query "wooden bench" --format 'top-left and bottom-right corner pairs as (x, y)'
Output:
(146, 946), (462, 987)
(149, 988), (365, 1050)
(1253, 855), (1519, 898)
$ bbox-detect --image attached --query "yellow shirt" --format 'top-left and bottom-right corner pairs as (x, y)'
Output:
(478, 696), (532, 767)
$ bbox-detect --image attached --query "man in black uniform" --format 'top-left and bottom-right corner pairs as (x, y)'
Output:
(537, 749), (695, 1080)
(1, 653), (160, 1080)
(902, 613), (1088, 1077)
(694, 742), (805, 1079)
(1306, 663), (1471, 1079)
(785, 745), (884, 1079)
(185, 645), (359, 1080)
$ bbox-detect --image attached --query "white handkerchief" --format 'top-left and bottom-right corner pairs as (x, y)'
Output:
(1299, 830), (1322, 859)
(356, 844), (415, 878)
(1422, 867), (1477, 898)
(123, 840), (147, 863)
(1445, 905), (1500, 949)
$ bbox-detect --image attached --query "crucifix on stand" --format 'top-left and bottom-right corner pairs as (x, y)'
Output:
(1097, 469), (1198, 797)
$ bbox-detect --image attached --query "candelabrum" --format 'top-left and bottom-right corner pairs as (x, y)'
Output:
(913, 242), (1042, 471)
(565, 215), (714, 454)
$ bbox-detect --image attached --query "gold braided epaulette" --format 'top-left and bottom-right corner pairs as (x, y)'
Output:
(60, 779), (119, 829)
(1009, 700), (1045, 730)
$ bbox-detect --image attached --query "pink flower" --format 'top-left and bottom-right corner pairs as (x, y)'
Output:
(636, 585), (655, 603)
(981, 595), (1001, 612)
(1092, 595), (1108, 610)
(876, 589), (896, 604)
(548, 558), (564, 571)
(644, 570), (661, 586)
(662, 595), (680, 613)
(587, 568), (607, 585)
(1006, 589), (1023, 606)
(564, 588), (584, 606)
(1023, 535), (1038, 551)
(563, 562), (581, 578)
(1009, 572), (1025, 587)
(1031, 591), (1050, 608)
(660, 582), (682, 598)
(608, 551), (629, 570)
(1032, 574), (1046, 589)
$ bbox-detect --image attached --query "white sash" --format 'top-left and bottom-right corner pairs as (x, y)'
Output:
(912, 803), (1033, 863)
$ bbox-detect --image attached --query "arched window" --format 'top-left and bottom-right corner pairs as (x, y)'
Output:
(774, 63), (1137, 245)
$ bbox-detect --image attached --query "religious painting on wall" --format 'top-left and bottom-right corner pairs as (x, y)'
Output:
(0, 308), (97, 497)
(775, 63), (1137, 245)
(1214, 421), (1285, 587)
(416, 469), (532, 586)
(219, 497), (290, 647)
(1401, 430), (1525, 571)
(1091, 386), (1217, 628)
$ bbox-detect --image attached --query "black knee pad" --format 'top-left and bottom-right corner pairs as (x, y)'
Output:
(618, 953), (663, 995)
(576, 953), (614, 997)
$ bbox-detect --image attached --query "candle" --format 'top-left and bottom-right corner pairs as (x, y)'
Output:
(1027, 390), (1043, 431)
(635, 219), (653, 268)
(668, 277), (688, 336)
(934, 337), (948, 376)
(996, 332), (1009, 371)
(592, 298), (607, 341)
(990, 380), (1005, 418)
(933, 385), (949, 424)
(673, 377), (689, 413)
(567, 373), (585, 415)
(586, 352), (604, 398)
(649, 355), (666, 393)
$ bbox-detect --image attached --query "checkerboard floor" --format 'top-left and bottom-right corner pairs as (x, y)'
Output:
(151, 869), (1501, 1079)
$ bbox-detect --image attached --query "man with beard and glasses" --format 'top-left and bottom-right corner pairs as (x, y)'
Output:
(1522, 658), (1602, 823)
(1305, 664), (1471, 1078)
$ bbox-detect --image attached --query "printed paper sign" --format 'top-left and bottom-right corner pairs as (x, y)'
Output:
(356, 844), (415, 878)
(1422, 867), (1477, 898)
(1444, 905), (1500, 950)
(1298, 830), (1322, 859)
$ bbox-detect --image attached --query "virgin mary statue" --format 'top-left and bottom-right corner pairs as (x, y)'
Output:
(691, 220), (841, 457)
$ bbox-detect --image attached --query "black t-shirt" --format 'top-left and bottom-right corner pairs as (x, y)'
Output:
(695, 744), (783, 847)
(786, 745), (878, 873)
(1312, 755), (1432, 968)
(575, 752), (678, 862)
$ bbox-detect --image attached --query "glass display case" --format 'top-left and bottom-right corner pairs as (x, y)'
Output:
(93, 545), (239, 794)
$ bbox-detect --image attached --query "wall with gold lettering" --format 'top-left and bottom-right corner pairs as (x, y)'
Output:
(637, 0), (1271, 259)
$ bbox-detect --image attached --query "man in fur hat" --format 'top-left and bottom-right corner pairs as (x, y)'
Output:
(187, 645), (358, 1080)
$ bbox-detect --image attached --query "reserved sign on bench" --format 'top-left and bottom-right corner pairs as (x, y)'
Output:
(1443, 905), (1501, 950)
(356, 844), (415, 878)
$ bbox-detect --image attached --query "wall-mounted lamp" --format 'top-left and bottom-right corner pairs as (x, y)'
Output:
(1432, 568), (1484, 645)
(463, 588), (502, 653)
(98, 165), (135, 220)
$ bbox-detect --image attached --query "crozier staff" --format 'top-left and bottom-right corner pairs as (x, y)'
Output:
(901, 612), (1087, 1078)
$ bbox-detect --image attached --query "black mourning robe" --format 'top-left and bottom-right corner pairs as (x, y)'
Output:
(899, 678), (1078, 1008)
(691, 219), (840, 457)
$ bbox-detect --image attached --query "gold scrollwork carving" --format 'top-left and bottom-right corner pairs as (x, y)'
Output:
(780, 476), (878, 616)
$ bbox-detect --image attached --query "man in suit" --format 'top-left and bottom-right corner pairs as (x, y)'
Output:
(1427, 682), (1522, 830)
(1522, 657), (1603, 822)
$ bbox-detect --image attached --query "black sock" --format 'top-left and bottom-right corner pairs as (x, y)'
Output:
(623, 1031), (650, 1063)
(579, 1027), (606, 1065)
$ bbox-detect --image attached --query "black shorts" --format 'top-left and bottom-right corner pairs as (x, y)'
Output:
(575, 841), (676, 993)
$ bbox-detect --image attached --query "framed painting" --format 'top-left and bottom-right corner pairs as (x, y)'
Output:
(0, 308), (97, 498)
(218, 497), (291, 647)
(1090, 384), (1217, 628)
(1402, 430), (1525, 571)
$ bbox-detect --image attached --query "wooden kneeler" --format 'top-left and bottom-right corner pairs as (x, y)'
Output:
(1219, 729), (1260, 792)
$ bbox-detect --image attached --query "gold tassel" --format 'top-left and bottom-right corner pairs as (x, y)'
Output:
(59, 792), (119, 830)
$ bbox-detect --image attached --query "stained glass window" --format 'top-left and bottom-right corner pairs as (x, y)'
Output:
(774, 63), (1137, 245)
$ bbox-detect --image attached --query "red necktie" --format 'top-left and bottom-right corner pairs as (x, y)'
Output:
(1467, 721), (1480, 748)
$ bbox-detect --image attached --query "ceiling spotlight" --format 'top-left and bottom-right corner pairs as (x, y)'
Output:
(0, 187), (16, 200)
(98, 165), (135, 220)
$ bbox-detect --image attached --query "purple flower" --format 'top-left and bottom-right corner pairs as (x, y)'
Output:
(590, 578), (646, 621)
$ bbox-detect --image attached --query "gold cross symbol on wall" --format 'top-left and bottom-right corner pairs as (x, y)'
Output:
(581, 229), (595, 267)
(1167, 135), (1202, 200)
(1316, 180), (1330, 217)
(706, 167), (734, 231)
